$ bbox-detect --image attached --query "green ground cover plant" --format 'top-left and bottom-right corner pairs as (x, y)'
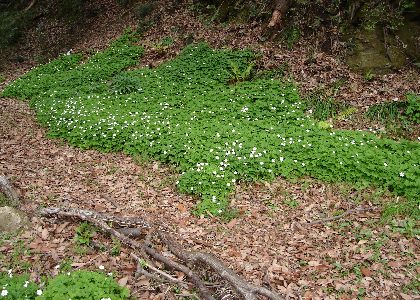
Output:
(3, 32), (419, 218)
(0, 270), (129, 300)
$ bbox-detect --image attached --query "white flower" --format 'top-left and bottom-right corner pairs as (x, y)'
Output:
(36, 290), (43, 296)
(99, 265), (105, 270)
(1, 290), (8, 296)
(384, 163), (388, 167)
(399, 172), (405, 177)
(23, 281), (29, 288)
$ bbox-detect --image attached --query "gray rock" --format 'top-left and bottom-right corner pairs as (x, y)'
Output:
(0, 206), (27, 233)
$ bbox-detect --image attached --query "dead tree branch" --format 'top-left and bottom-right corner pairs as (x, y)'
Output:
(40, 206), (283, 300)
(160, 233), (284, 300)
(40, 207), (213, 300)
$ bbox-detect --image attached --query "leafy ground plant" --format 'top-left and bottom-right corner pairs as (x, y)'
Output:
(38, 270), (129, 300)
(0, 271), (39, 299)
(0, 270), (129, 300)
(3, 33), (419, 218)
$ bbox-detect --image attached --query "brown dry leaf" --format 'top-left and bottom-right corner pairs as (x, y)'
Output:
(177, 203), (187, 213)
(71, 262), (87, 267)
(226, 218), (237, 229)
(360, 267), (373, 277)
(400, 293), (414, 300)
(388, 261), (401, 269)
(41, 228), (49, 240)
(308, 261), (321, 267)
(118, 276), (129, 287)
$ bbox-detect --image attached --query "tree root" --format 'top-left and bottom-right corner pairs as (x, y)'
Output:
(40, 207), (283, 300)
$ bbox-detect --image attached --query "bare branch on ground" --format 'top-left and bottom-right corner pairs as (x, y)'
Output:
(40, 206), (284, 300)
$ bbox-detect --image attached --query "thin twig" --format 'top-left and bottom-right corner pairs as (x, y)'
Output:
(304, 206), (378, 226)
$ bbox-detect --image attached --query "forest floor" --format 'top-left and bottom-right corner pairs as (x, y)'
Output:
(0, 1), (419, 299)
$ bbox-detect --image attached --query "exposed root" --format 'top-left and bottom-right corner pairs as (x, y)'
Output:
(40, 206), (284, 300)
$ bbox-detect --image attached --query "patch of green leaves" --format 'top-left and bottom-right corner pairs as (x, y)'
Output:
(0, 272), (39, 300)
(74, 222), (95, 247)
(366, 93), (420, 125)
(3, 36), (420, 218)
(39, 270), (129, 300)
(228, 61), (255, 83)
(110, 73), (142, 94)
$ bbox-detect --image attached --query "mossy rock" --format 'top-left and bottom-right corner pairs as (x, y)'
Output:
(346, 27), (408, 74)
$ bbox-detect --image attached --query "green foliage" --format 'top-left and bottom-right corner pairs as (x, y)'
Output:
(0, 192), (8, 206)
(110, 238), (121, 256)
(37, 271), (129, 300)
(336, 106), (358, 121)
(3, 39), (420, 218)
(391, 218), (420, 237)
(228, 61), (255, 83)
(110, 73), (142, 94)
(305, 89), (349, 121)
(366, 93), (420, 126)
(282, 26), (301, 49)
(74, 222), (95, 247)
(161, 36), (174, 47)
(366, 101), (401, 123)
(0, 272), (39, 299)
(405, 93), (420, 124)
(364, 70), (375, 81)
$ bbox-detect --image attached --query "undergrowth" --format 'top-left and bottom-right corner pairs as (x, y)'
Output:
(366, 93), (420, 126)
(2, 32), (419, 218)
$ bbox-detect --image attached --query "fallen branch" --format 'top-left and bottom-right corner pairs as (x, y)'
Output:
(0, 175), (20, 207)
(40, 207), (213, 300)
(40, 206), (283, 300)
(304, 206), (378, 226)
(131, 252), (188, 288)
(24, 0), (36, 11)
(160, 233), (284, 300)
